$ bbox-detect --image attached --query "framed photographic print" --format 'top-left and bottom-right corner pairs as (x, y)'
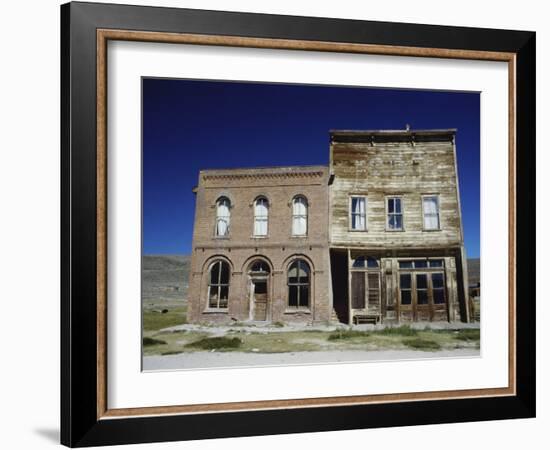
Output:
(60, 1), (536, 447)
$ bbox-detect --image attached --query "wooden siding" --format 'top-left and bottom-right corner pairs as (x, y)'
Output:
(330, 141), (463, 249)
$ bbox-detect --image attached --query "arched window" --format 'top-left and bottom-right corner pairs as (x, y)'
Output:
(253, 197), (269, 236)
(208, 260), (230, 309)
(215, 197), (230, 236)
(287, 259), (310, 308)
(291, 196), (308, 236)
(352, 256), (379, 269)
(249, 260), (270, 274)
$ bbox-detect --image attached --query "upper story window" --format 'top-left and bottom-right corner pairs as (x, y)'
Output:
(215, 197), (231, 237)
(253, 197), (269, 236)
(350, 196), (367, 230)
(387, 197), (403, 230)
(422, 195), (440, 230)
(291, 196), (308, 236)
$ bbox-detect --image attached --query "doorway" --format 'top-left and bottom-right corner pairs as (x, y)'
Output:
(248, 259), (271, 322)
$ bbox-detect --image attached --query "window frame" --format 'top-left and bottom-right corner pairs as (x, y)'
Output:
(214, 197), (231, 238)
(206, 260), (231, 311)
(386, 195), (404, 231)
(291, 195), (308, 237)
(286, 259), (311, 310)
(422, 194), (441, 231)
(349, 195), (368, 231)
(253, 196), (269, 237)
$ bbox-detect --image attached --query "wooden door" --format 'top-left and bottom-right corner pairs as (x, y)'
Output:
(415, 273), (431, 321)
(252, 278), (268, 321)
(430, 272), (448, 321)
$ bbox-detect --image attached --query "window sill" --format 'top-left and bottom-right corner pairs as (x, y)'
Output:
(250, 235), (269, 239)
(385, 229), (405, 232)
(422, 228), (442, 232)
(289, 235), (308, 239)
(202, 308), (229, 314)
(213, 236), (230, 240)
(348, 228), (368, 232)
(284, 308), (311, 314)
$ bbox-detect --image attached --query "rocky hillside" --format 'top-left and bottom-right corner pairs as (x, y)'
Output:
(142, 255), (190, 303)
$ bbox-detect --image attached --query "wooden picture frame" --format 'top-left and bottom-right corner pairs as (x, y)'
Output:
(61, 1), (535, 447)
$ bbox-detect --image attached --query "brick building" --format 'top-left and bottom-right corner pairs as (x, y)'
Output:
(187, 129), (470, 325)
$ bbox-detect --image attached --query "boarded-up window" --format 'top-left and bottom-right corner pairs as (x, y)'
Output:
(351, 272), (365, 309)
(367, 273), (380, 307)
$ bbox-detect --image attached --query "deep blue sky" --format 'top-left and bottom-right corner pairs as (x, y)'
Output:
(143, 78), (480, 258)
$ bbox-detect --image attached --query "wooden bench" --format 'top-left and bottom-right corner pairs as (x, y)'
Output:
(353, 314), (380, 325)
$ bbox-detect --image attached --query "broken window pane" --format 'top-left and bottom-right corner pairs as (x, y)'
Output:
(351, 272), (366, 309)
(401, 290), (412, 305)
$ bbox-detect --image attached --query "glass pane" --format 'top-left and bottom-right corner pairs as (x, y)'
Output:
(395, 214), (403, 229)
(417, 274), (428, 289)
(388, 198), (394, 213)
(297, 260), (310, 282)
(401, 290), (411, 305)
(293, 197), (307, 215)
(415, 260), (428, 268)
(353, 256), (366, 268)
(252, 261), (269, 273)
(429, 260), (444, 268)
(423, 196), (438, 214)
(388, 215), (396, 229)
(219, 285), (229, 300)
(299, 285), (309, 307)
(210, 261), (220, 284)
(399, 261), (413, 269)
(220, 262), (230, 284)
(417, 290), (428, 304)
(394, 198), (402, 213)
(367, 257), (379, 268)
(432, 272), (444, 288)
(433, 288), (445, 304)
(288, 285), (298, 307)
(254, 281), (267, 295)
(400, 273), (411, 289)
(424, 214), (439, 229)
(208, 287), (219, 308)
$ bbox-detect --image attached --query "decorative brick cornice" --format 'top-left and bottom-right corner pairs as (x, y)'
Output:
(203, 170), (326, 181)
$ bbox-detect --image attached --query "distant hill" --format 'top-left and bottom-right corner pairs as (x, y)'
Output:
(142, 255), (190, 303)
(467, 258), (480, 286)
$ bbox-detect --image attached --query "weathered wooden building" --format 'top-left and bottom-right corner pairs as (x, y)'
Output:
(329, 129), (469, 324)
(187, 128), (470, 325)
